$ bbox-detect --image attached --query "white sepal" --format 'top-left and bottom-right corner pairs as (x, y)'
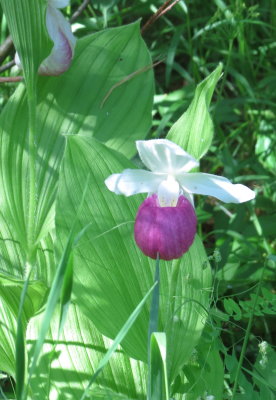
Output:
(105, 169), (166, 196)
(136, 139), (199, 175)
(179, 173), (255, 203)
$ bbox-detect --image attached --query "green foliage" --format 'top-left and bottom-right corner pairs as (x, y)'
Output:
(0, 0), (275, 399)
(0, 274), (47, 377)
(0, 0), (51, 94)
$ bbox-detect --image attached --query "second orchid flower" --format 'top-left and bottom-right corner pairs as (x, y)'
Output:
(15, 0), (76, 76)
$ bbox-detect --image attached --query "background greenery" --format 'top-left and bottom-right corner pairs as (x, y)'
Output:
(0, 0), (275, 399)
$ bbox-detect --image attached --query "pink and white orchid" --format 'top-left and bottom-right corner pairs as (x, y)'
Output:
(15, 0), (76, 75)
(105, 139), (255, 260)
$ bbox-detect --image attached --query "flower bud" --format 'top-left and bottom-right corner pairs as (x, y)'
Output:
(134, 194), (197, 260)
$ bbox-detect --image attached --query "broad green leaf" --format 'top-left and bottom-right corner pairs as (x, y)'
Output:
(37, 21), (154, 157)
(55, 136), (212, 381)
(0, 24), (154, 396)
(81, 282), (156, 400)
(0, 83), (64, 281)
(167, 64), (223, 159)
(0, 274), (47, 377)
(149, 333), (169, 400)
(27, 213), (84, 388)
(27, 302), (148, 399)
(0, 0), (52, 94)
(0, 22), (153, 280)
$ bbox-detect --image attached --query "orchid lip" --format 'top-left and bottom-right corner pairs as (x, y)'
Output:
(134, 194), (197, 260)
(14, 1), (76, 76)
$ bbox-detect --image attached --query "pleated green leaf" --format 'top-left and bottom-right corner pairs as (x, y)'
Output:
(56, 136), (212, 381)
(0, 274), (47, 378)
(80, 282), (156, 400)
(0, 22), (154, 398)
(0, 83), (65, 281)
(0, 0), (52, 93)
(27, 302), (148, 399)
(0, 22), (152, 282)
(36, 21), (154, 157)
(167, 64), (223, 159)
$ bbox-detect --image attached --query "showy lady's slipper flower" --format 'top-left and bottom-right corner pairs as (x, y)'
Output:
(15, 0), (76, 75)
(105, 139), (255, 260)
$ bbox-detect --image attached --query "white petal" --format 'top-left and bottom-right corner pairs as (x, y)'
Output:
(48, 0), (70, 8)
(105, 169), (166, 196)
(179, 173), (255, 203)
(39, 5), (76, 75)
(136, 139), (199, 174)
(157, 176), (180, 207)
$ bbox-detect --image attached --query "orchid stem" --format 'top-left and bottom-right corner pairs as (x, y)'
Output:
(147, 254), (160, 399)
(148, 254), (160, 348)
(168, 260), (180, 324)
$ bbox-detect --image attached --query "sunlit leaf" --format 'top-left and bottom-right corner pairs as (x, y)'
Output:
(27, 303), (148, 399)
(0, 22), (153, 281)
(0, 274), (47, 377)
(167, 64), (223, 159)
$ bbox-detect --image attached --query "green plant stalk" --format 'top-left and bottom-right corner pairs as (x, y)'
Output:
(26, 86), (37, 269)
(231, 259), (267, 399)
(148, 255), (160, 349)
(15, 264), (33, 400)
(168, 259), (180, 325)
(147, 255), (160, 400)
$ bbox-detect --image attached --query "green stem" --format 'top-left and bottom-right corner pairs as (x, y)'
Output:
(168, 260), (180, 324)
(26, 87), (37, 268)
(231, 259), (268, 399)
(147, 255), (160, 400)
(148, 255), (160, 347)
(16, 263), (33, 400)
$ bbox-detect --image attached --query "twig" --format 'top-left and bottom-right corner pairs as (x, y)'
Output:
(141, 0), (180, 34)
(0, 76), (23, 83)
(0, 60), (15, 74)
(0, 35), (14, 63)
(100, 60), (163, 108)
(70, 0), (90, 23)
